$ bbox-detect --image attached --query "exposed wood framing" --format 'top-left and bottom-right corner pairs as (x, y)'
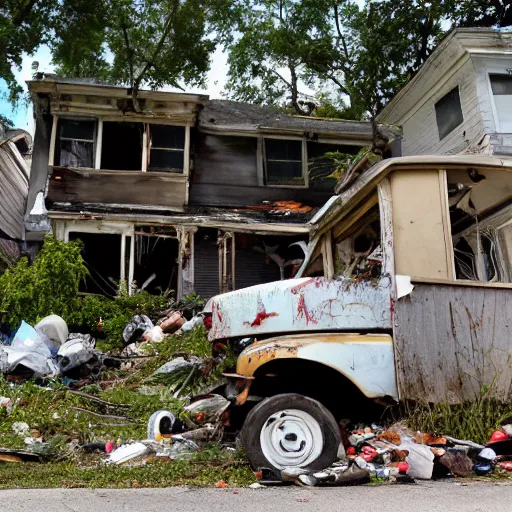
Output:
(438, 169), (456, 280)
(377, 178), (396, 290)
(322, 232), (334, 280)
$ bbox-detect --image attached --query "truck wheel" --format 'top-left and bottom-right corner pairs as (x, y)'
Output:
(240, 393), (340, 472)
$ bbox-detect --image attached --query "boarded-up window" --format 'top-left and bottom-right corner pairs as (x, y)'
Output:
(148, 124), (185, 172)
(265, 139), (304, 186)
(435, 87), (463, 140)
(490, 75), (512, 132)
(57, 119), (95, 168)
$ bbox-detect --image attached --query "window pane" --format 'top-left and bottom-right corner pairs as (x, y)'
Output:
(60, 119), (95, 140)
(267, 161), (303, 185)
(59, 140), (93, 168)
(490, 74), (512, 95)
(435, 87), (463, 140)
(149, 149), (184, 171)
(265, 139), (302, 161)
(150, 125), (185, 149)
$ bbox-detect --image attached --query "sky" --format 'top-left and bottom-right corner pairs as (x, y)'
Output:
(0, 0), (366, 134)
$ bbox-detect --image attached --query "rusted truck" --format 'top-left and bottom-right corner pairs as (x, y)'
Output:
(205, 155), (512, 473)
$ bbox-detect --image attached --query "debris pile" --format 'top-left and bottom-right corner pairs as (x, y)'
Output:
(271, 422), (512, 487)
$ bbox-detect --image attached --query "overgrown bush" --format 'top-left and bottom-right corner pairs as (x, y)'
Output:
(0, 236), (87, 330)
(0, 236), (205, 350)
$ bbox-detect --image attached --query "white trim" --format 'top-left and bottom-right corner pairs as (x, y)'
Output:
(95, 119), (103, 169)
(142, 123), (148, 172)
(48, 115), (58, 166)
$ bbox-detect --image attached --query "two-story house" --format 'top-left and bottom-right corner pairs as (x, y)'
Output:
(25, 76), (393, 298)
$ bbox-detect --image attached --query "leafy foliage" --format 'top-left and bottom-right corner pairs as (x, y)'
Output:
(0, 236), (87, 330)
(1, 0), (234, 104)
(223, 0), (512, 119)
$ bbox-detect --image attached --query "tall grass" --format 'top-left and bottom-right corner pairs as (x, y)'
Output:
(403, 395), (512, 445)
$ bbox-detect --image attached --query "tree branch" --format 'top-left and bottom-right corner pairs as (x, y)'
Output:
(121, 24), (135, 87)
(333, 4), (351, 65)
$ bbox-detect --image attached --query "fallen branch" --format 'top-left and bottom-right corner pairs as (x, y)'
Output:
(71, 407), (138, 423)
(67, 390), (130, 408)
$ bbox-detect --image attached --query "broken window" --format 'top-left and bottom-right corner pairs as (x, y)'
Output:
(265, 139), (304, 186)
(148, 125), (185, 172)
(56, 119), (95, 168)
(435, 87), (463, 140)
(133, 226), (179, 295)
(101, 121), (143, 170)
(448, 169), (512, 283)
(332, 204), (382, 280)
(490, 74), (512, 132)
(69, 232), (121, 296)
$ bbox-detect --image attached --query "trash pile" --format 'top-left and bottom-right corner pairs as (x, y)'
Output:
(0, 315), (121, 386)
(270, 422), (512, 487)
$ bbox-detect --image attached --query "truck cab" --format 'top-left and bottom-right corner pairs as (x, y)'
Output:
(206, 155), (512, 473)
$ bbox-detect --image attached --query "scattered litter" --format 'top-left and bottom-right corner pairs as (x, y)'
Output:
(215, 480), (229, 488)
(249, 482), (264, 489)
(107, 442), (149, 465)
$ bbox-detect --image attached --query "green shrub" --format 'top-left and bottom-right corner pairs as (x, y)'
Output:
(0, 236), (87, 330)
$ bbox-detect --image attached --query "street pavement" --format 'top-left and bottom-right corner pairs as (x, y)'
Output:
(2, 480), (512, 512)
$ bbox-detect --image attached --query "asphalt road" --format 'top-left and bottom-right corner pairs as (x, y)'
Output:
(3, 481), (512, 512)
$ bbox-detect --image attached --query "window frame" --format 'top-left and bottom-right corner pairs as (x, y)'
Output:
(434, 86), (464, 141)
(147, 124), (186, 173)
(262, 136), (308, 189)
(487, 72), (512, 133)
(49, 114), (190, 175)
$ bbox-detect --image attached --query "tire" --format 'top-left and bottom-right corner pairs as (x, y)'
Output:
(240, 393), (341, 472)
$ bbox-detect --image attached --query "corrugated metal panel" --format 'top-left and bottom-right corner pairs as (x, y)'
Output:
(394, 283), (512, 403)
(194, 229), (220, 299)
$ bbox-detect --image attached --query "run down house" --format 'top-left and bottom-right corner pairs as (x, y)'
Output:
(25, 76), (396, 298)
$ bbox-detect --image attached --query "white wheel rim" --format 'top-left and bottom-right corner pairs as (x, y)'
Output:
(260, 408), (323, 470)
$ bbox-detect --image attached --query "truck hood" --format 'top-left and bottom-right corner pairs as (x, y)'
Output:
(207, 276), (392, 341)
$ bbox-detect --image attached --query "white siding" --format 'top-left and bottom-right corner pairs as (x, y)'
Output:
(400, 58), (483, 156)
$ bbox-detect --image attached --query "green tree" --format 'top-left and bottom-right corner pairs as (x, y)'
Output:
(1, 0), (232, 106)
(223, 0), (512, 119)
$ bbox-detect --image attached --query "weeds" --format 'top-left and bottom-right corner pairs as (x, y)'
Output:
(403, 394), (512, 445)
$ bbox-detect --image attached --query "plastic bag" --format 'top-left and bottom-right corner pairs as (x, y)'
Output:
(400, 442), (434, 479)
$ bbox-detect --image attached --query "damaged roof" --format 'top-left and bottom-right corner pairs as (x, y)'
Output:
(199, 99), (396, 140)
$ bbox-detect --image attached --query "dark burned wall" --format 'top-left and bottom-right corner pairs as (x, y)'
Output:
(47, 167), (187, 208)
(394, 283), (512, 403)
(190, 133), (335, 207)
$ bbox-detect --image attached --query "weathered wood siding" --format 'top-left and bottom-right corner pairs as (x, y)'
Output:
(399, 58), (483, 156)
(394, 283), (512, 403)
(48, 166), (187, 209)
(191, 134), (331, 207)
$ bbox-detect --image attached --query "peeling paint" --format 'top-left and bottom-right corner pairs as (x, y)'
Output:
(236, 333), (398, 400)
(208, 276), (392, 341)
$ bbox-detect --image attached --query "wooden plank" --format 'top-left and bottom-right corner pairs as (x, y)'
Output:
(394, 283), (512, 403)
(48, 166), (187, 208)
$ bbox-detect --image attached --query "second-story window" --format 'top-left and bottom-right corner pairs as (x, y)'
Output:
(490, 74), (512, 132)
(264, 139), (304, 186)
(57, 119), (95, 168)
(149, 125), (185, 172)
(435, 87), (463, 140)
